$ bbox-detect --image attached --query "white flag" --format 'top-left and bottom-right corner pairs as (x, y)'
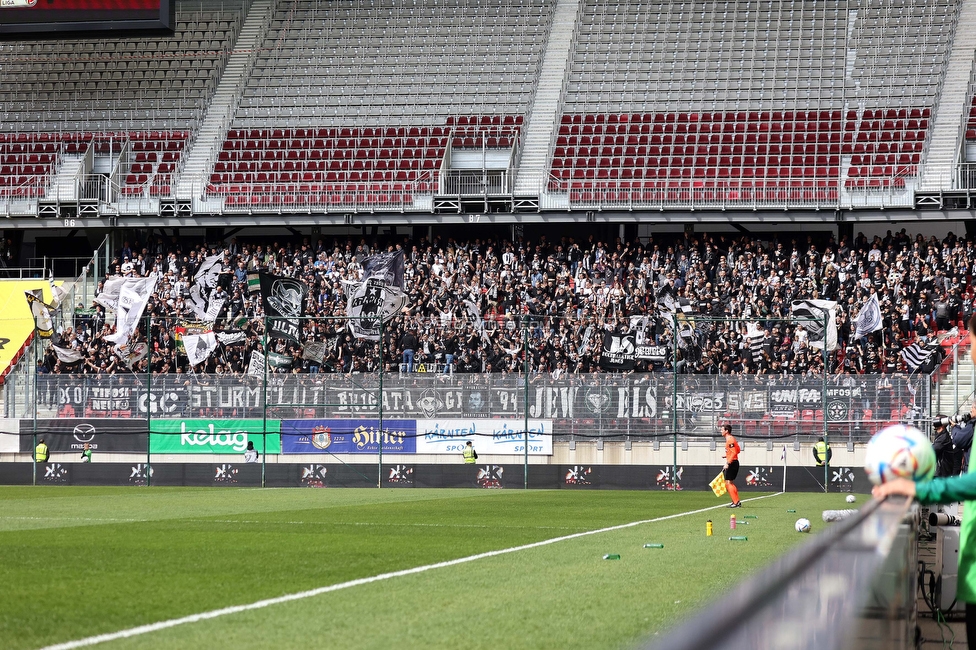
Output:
(105, 276), (158, 347)
(51, 344), (84, 364)
(791, 299), (838, 351)
(183, 332), (217, 366)
(216, 331), (246, 346)
(247, 350), (266, 377)
(852, 293), (883, 340)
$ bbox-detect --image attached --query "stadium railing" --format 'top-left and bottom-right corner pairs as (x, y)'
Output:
(642, 495), (918, 650)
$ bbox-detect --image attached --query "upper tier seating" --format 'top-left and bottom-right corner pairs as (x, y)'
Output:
(0, 7), (241, 134)
(207, 118), (522, 209)
(236, 0), (553, 127)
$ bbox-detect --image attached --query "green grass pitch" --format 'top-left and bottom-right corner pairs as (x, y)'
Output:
(0, 487), (848, 649)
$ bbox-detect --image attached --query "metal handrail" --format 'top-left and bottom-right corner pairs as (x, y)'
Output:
(642, 496), (916, 650)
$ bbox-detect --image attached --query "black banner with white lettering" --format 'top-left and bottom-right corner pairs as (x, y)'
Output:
(19, 418), (148, 453)
(259, 273), (308, 342)
(599, 332), (636, 371)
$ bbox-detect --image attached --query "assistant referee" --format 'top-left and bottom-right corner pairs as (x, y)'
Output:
(721, 423), (741, 508)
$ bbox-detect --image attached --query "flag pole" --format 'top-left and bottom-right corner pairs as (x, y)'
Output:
(823, 310), (829, 494)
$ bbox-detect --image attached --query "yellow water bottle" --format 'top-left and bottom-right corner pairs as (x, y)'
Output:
(706, 520), (713, 536)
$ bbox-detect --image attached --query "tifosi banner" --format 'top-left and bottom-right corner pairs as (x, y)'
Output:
(281, 419), (416, 454)
(149, 419), (280, 454)
(415, 419), (553, 455)
(18, 418), (148, 453)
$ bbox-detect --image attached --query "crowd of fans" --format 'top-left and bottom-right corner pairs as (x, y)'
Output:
(37, 227), (972, 377)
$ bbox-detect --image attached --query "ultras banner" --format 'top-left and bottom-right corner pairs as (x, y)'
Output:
(18, 418), (148, 453)
(149, 419), (281, 454)
(281, 419), (416, 454)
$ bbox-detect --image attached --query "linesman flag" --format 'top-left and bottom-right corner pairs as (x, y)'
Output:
(709, 472), (727, 497)
(852, 293), (883, 340)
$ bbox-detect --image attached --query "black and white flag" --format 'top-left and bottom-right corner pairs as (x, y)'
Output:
(360, 250), (405, 289)
(900, 342), (934, 371)
(247, 350), (266, 377)
(216, 331), (247, 346)
(259, 273), (308, 342)
(745, 322), (765, 364)
(51, 344), (84, 364)
(187, 253), (224, 321)
(25, 291), (55, 339)
(302, 341), (327, 363)
(599, 332), (636, 371)
(791, 299), (838, 351)
(852, 293), (883, 340)
(342, 276), (408, 340)
(183, 331), (217, 366)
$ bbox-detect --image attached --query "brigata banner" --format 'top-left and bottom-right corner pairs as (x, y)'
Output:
(281, 419), (416, 454)
(415, 419), (553, 455)
(149, 419), (281, 454)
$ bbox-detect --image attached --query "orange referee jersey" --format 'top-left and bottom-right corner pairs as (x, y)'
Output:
(724, 435), (740, 462)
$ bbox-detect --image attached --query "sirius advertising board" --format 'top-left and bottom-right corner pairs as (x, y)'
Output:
(281, 419), (416, 454)
(148, 419), (280, 454)
(415, 419), (553, 455)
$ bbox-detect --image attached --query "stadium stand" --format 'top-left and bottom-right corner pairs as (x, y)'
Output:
(0, 0), (971, 215)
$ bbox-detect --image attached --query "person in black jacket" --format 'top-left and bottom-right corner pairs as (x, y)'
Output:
(932, 418), (960, 477)
(400, 329), (419, 373)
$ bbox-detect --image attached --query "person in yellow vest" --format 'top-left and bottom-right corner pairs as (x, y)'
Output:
(463, 440), (478, 464)
(35, 438), (49, 463)
(813, 436), (832, 467)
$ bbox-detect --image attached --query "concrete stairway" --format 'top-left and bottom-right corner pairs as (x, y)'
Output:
(918, 0), (976, 191)
(175, 0), (275, 201)
(513, 0), (581, 198)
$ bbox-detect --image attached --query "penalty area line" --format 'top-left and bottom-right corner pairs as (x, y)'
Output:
(40, 492), (783, 650)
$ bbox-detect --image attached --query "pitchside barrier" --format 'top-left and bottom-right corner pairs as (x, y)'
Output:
(643, 495), (918, 650)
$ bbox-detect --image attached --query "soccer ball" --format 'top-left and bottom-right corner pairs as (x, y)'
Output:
(795, 518), (811, 533)
(864, 424), (937, 486)
(846, 494), (856, 504)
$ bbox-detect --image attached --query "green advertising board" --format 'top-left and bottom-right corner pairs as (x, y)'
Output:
(149, 419), (281, 454)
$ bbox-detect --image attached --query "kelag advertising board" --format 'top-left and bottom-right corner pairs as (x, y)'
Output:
(415, 419), (553, 455)
(149, 419), (280, 454)
(19, 418), (148, 453)
(281, 419), (416, 454)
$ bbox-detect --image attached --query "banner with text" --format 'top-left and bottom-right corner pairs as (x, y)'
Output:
(281, 419), (416, 454)
(149, 419), (281, 454)
(19, 418), (148, 453)
(415, 419), (553, 455)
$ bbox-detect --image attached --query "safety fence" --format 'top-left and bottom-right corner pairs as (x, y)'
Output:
(12, 372), (929, 444)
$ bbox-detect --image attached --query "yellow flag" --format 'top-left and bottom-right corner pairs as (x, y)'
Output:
(709, 472), (727, 497)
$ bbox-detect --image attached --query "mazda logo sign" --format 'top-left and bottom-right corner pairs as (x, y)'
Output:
(72, 423), (96, 442)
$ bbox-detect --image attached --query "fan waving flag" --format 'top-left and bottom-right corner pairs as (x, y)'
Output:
(791, 299), (838, 351)
(900, 342), (934, 371)
(709, 472), (727, 497)
(24, 291), (55, 338)
(852, 293), (883, 340)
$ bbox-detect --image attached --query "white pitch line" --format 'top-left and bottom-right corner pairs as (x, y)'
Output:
(1, 516), (577, 531)
(39, 493), (783, 650)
